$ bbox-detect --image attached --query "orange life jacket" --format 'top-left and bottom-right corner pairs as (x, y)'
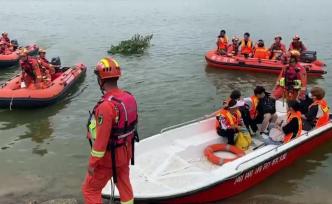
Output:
(254, 47), (269, 59)
(215, 108), (238, 129)
(284, 111), (302, 143)
(240, 39), (253, 55)
(217, 36), (228, 50)
(249, 96), (259, 119)
(309, 99), (330, 128)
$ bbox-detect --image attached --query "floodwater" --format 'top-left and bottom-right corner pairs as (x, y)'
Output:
(0, 0), (331, 203)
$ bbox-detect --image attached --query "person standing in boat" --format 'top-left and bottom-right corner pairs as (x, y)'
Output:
(269, 35), (286, 60)
(227, 36), (240, 56)
(37, 48), (54, 82)
(273, 52), (306, 101)
(265, 100), (302, 144)
(19, 49), (43, 89)
(253, 40), (270, 59)
(216, 30), (228, 55)
(289, 34), (307, 54)
(82, 57), (138, 204)
(302, 87), (330, 131)
(239, 32), (253, 58)
(216, 99), (245, 145)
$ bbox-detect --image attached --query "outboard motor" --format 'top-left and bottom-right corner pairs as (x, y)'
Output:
(300, 51), (317, 63)
(11, 39), (19, 51)
(51, 57), (61, 72)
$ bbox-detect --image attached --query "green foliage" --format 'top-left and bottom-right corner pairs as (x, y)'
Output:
(108, 34), (153, 55)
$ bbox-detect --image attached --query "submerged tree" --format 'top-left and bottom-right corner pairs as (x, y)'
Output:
(108, 34), (153, 55)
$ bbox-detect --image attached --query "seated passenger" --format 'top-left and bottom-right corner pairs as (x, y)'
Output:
(289, 34), (307, 54)
(0, 32), (11, 47)
(216, 99), (245, 145)
(239, 32), (253, 58)
(273, 53), (305, 100)
(227, 36), (240, 56)
(269, 35), (286, 60)
(302, 87), (330, 130)
(216, 30), (228, 55)
(0, 41), (11, 55)
(253, 39), (269, 59)
(266, 100), (302, 144)
(243, 86), (277, 136)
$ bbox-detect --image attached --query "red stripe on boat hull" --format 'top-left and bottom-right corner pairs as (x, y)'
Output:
(141, 127), (332, 204)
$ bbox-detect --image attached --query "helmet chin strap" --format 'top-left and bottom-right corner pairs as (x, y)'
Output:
(97, 77), (106, 95)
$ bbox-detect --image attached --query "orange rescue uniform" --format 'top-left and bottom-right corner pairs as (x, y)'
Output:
(82, 89), (136, 204)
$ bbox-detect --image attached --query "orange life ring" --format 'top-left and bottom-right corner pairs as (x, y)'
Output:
(204, 144), (245, 165)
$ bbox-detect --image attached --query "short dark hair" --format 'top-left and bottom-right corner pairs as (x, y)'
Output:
(227, 99), (237, 109)
(220, 30), (226, 33)
(244, 32), (250, 37)
(230, 90), (241, 100)
(287, 100), (300, 111)
(311, 86), (325, 100)
(254, 86), (265, 95)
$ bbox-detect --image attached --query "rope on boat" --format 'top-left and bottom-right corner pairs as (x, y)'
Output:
(9, 95), (14, 111)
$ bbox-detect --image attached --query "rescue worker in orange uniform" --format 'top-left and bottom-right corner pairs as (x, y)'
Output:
(253, 39), (269, 59)
(216, 30), (228, 55)
(37, 48), (54, 81)
(227, 36), (240, 56)
(239, 32), (253, 57)
(0, 41), (11, 55)
(302, 87), (330, 130)
(266, 100), (302, 144)
(216, 99), (245, 145)
(289, 34), (307, 54)
(273, 51), (306, 101)
(19, 49), (43, 89)
(82, 57), (138, 204)
(269, 35), (286, 60)
(0, 32), (11, 47)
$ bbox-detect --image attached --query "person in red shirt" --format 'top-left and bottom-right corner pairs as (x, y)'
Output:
(289, 34), (307, 54)
(269, 35), (286, 60)
(37, 48), (54, 81)
(0, 41), (11, 55)
(227, 36), (240, 56)
(82, 57), (138, 204)
(19, 49), (43, 89)
(0, 32), (11, 47)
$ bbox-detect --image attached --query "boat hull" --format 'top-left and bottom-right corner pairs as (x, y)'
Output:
(0, 64), (86, 108)
(0, 44), (39, 68)
(107, 126), (332, 204)
(205, 50), (326, 77)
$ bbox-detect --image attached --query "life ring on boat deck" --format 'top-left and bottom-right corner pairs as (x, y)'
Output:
(204, 144), (245, 165)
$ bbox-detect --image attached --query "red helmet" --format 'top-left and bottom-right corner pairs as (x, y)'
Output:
(95, 57), (121, 79)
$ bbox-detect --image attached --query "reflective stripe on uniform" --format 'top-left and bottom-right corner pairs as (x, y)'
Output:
(121, 199), (134, 204)
(88, 118), (97, 140)
(91, 149), (105, 158)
